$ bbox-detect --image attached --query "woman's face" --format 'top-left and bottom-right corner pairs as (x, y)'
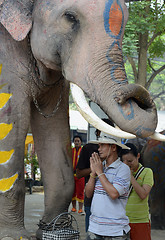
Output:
(74, 137), (82, 148)
(122, 152), (140, 172)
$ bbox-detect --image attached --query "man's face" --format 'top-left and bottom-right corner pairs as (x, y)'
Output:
(98, 143), (111, 160)
(122, 153), (139, 172)
(74, 137), (82, 148)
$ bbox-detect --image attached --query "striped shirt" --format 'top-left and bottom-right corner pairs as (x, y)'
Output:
(89, 158), (131, 236)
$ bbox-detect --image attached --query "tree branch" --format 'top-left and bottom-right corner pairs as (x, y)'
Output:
(148, 31), (162, 48)
(152, 90), (165, 101)
(148, 58), (156, 72)
(145, 64), (165, 89)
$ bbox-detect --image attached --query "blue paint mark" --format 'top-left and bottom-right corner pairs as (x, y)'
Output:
(104, 0), (124, 39)
(135, 125), (155, 137)
(104, 1), (127, 86)
(106, 41), (127, 85)
(103, 0), (130, 120)
(106, 41), (121, 63)
(117, 99), (134, 120)
(110, 65), (127, 85)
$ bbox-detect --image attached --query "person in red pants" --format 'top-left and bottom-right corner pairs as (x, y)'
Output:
(71, 135), (85, 215)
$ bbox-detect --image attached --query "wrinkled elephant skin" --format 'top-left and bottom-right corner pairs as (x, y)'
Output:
(0, 0), (157, 239)
(141, 131), (165, 230)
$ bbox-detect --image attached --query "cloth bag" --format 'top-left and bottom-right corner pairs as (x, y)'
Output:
(42, 212), (80, 240)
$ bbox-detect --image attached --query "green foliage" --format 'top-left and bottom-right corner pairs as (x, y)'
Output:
(149, 36), (165, 58)
(123, 0), (165, 57)
(69, 102), (78, 110)
(122, 23), (138, 56)
(24, 152), (39, 176)
(123, 0), (165, 109)
(124, 62), (135, 83)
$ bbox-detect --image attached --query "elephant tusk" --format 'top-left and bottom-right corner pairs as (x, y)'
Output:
(70, 83), (136, 139)
(149, 132), (165, 142)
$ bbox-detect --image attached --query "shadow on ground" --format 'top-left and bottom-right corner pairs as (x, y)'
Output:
(25, 192), (165, 240)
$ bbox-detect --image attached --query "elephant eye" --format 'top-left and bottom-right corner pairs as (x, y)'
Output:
(64, 12), (78, 24)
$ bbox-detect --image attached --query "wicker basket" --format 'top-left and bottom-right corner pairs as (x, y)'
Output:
(42, 212), (80, 240)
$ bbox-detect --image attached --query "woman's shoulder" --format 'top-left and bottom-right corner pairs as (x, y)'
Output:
(143, 167), (153, 176)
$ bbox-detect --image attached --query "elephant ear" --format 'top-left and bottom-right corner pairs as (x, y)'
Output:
(0, 0), (34, 41)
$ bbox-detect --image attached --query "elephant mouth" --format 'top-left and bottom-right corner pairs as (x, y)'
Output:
(70, 83), (165, 142)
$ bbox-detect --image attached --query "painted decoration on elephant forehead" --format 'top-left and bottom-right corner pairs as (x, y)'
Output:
(0, 173), (18, 193)
(0, 149), (14, 165)
(104, 0), (123, 39)
(0, 123), (12, 140)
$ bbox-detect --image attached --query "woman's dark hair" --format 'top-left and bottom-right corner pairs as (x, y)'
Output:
(73, 135), (82, 142)
(120, 143), (139, 158)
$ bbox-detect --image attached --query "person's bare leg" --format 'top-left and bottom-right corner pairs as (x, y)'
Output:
(78, 202), (83, 211)
(78, 202), (85, 214)
(71, 200), (77, 212)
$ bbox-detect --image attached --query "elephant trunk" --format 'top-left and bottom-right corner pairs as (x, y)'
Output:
(69, 47), (157, 138)
(82, 46), (157, 138)
(98, 83), (157, 138)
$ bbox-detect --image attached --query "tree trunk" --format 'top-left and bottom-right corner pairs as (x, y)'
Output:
(137, 0), (151, 88)
(137, 32), (148, 87)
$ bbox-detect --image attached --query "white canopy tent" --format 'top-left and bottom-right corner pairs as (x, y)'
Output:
(69, 109), (88, 132)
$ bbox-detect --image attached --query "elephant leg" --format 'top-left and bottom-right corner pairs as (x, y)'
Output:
(30, 83), (74, 231)
(0, 87), (31, 238)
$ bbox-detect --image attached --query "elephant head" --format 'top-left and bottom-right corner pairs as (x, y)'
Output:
(0, 0), (161, 140)
(0, 0), (164, 239)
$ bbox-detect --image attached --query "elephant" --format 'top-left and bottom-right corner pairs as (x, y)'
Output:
(0, 0), (163, 239)
(141, 131), (165, 230)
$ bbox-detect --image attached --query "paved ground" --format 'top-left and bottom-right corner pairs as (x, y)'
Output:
(25, 192), (165, 240)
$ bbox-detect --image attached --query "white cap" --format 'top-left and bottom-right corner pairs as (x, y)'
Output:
(89, 132), (130, 150)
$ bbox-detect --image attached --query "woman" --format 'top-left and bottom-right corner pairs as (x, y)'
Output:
(121, 143), (154, 240)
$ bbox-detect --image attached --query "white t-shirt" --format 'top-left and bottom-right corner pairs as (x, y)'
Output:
(88, 158), (131, 236)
